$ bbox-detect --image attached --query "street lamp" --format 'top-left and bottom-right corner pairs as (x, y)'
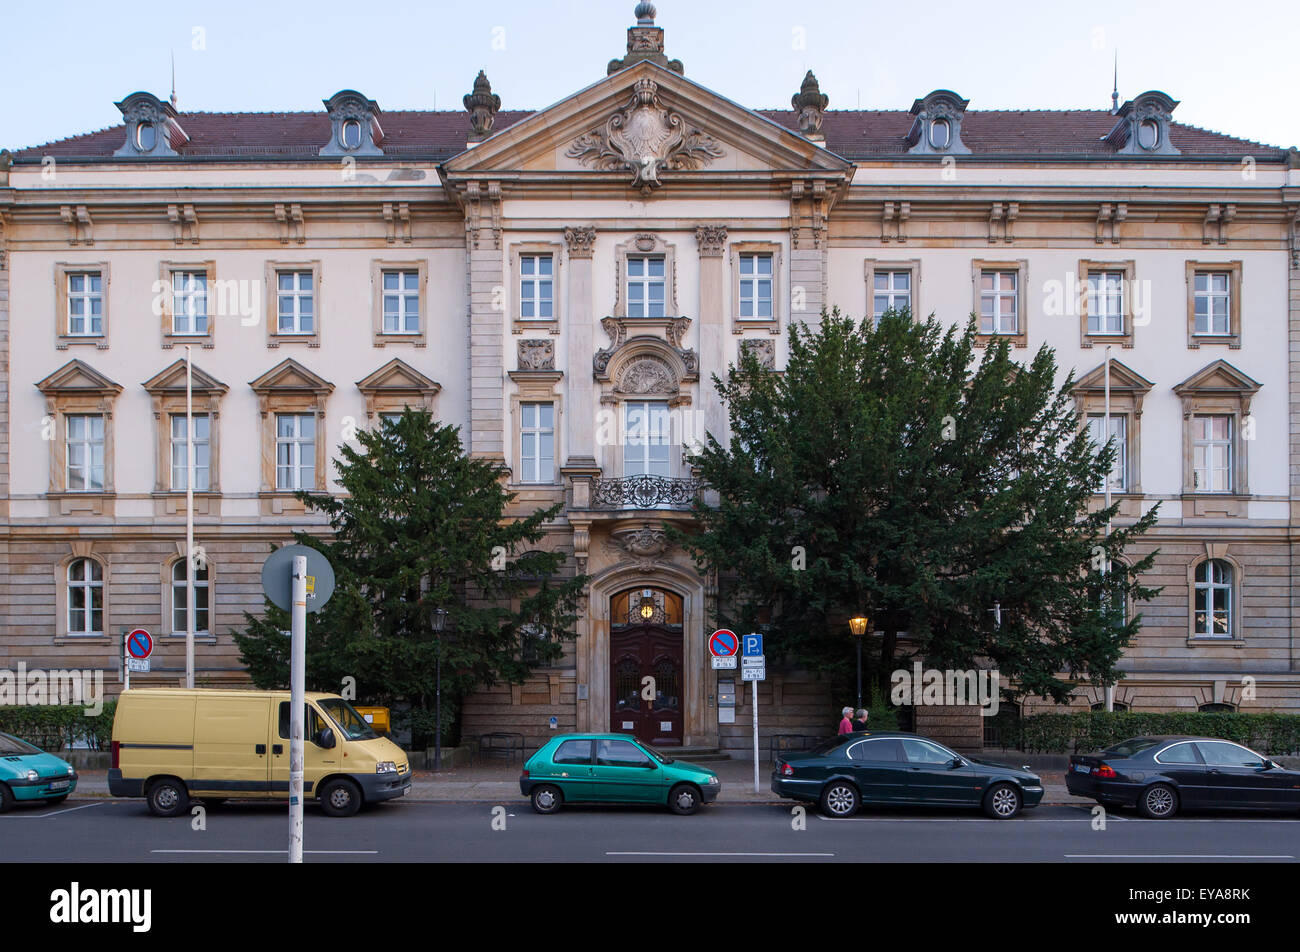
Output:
(432, 607), (448, 770)
(848, 616), (869, 710)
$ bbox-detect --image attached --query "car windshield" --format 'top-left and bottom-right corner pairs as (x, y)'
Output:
(317, 698), (379, 741)
(637, 742), (674, 765)
(1103, 737), (1162, 758)
(0, 732), (39, 756)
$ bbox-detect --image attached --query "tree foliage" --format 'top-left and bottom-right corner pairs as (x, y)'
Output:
(233, 409), (586, 743)
(679, 308), (1160, 703)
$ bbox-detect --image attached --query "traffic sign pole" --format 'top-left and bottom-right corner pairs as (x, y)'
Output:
(752, 677), (760, 793)
(289, 555), (307, 865)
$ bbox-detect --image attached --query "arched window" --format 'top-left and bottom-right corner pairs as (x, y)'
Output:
(610, 587), (683, 628)
(67, 558), (104, 636)
(1194, 559), (1233, 638)
(1090, 701), (1130, 712)
(171, 559), (210, 635)
(1198, 702), (1236, 714)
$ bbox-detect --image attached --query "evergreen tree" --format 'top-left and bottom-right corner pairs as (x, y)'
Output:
(234, 409), (586, 745)
(680, 308), (1159, 704)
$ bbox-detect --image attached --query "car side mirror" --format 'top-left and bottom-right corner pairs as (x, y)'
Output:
(315, 728), (335, 749)
(949, 757), (964, 769)
(1257, 760), (1274, 771)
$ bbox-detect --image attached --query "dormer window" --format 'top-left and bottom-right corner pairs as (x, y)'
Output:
(341, 119), (362, 150)
(1105, 90), (1181, 156)
(320, 90), (383, 156)
(113, 91), (186, 158)
(1137, 119), (1160, 151)
(906, 90), (971, 156)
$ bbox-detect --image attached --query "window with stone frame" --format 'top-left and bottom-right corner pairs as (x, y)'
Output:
(1070, 359), (1151, 503)
(265, 261), (322, 348)
(864, 259), (921, 328)
(356, 357), (442, 429)
(613, 235), (678, 320)
(1085, 413), (1127, 493)
(1185, 261), (1242, 350)
(508, 369), (563, 488)
(1173, 359), (1259, 515)
(519, 402), (555, 484)
(971, 259), (1028, 348)
(170, 413), (212, 491)
(731, 241), (783, 335)
(36, 359), (122, 514)
(54, 263), (110, 349)
(142, 359), (228, 512)
(510, 242), (563, 335)
(66, 556), (105, 637)
(1078, 259), (1137, 348)
(370, 259), (428, 347)
(170, 556), (211, 636)
(250, 358), (334, 513)
(1192, 558), (1236, 639)
(156, 261), (216, 349)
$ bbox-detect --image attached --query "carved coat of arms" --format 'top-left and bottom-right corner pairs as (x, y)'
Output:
(567, 78), (724, 194)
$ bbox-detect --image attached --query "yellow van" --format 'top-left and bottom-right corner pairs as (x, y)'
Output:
(108, 688), (412, 817)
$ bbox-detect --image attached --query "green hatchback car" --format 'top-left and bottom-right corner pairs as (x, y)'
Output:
(520, 734), (721, 815)
(0, 731), (78, 811)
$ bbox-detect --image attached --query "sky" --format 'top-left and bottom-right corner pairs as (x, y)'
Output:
(3, 0), (1297, 152)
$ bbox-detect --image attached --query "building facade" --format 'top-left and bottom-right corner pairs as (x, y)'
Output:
(2, 5), (1299, 752)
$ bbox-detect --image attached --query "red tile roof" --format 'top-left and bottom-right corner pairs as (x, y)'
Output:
(10, 108), (1288, 163)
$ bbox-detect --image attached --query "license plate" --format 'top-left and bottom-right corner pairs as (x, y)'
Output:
(48, 780), (70, 791)
(1073, 764), (1091, 774)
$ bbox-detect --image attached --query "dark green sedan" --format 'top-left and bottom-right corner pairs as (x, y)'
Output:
(771, 731), (1043, 819)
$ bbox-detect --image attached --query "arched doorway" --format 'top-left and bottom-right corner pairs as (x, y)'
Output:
(609, 586), (684, 746)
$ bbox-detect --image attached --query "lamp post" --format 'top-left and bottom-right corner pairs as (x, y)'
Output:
(848, 616), (869, 710)
(432, 607), (448, 769)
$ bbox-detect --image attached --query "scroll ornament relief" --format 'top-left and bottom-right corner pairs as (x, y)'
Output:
(566, 78), (724, 194)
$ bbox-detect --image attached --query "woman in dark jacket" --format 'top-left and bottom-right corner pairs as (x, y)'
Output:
(852, 709), (870, 732)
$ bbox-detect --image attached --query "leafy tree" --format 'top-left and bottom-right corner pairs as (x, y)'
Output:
(233, 409), (586, 746)
(680, 307), (1159, 704)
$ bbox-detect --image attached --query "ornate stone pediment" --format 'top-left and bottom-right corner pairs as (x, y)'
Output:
(566, 78), (724, 194)
(594, 315), (697, 383)
(603, 521), (676, 571)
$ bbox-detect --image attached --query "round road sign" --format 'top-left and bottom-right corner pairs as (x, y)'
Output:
(709, 629), (739, 658)
(261, 544), (336, 614)
(126, 628), (153, 660)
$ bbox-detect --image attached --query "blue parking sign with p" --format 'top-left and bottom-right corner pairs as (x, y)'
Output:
(743, 633), (763, 657)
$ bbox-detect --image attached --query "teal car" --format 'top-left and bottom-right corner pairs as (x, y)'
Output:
(520, 733), (720, 815)
(0, 731), (78, 811)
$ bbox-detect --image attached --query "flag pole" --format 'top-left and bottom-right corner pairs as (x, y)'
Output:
(1103, 344), (1114, 712)
(185, 344), (195, 689)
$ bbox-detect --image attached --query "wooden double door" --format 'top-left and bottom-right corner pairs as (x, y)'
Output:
(610, 623), (684, 747)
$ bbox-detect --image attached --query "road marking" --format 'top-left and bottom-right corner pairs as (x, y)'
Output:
(607, 851), (834, 857)
(1066, 854), (1294, 860)
(815, 814), (1128, 822)
(0, 801), (105, 819)
(150, 849), (380, 855)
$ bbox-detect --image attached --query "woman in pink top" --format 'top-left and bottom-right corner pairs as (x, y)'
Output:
(838, 707), (854, 735)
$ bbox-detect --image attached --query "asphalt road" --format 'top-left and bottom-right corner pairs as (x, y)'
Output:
(3, 797), (1297, 862)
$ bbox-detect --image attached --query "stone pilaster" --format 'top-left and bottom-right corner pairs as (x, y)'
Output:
(695, 224), (728, 446)
(790, 180), (828, 326)
(465, 181), (505, 460)
(563, 226), (597, 468)
(1289, 244), (1300, 674)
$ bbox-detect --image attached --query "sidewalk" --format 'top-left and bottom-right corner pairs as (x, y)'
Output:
(68, 759), (1078, 805)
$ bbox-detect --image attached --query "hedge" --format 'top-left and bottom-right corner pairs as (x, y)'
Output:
(1012, 711), (1300, 755)
(0, 702), (117, 751)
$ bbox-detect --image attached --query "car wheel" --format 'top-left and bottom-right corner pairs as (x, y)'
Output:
(0, 783), (13, 813)
(984, 783), (1022, 819)
(819, 780), (859, 818)
(531, 784), (563, 815)
(1138, 783), (1179, 819)
(319, 778), (362, 818)
(668, 784), (701, 816)
(146, 777), (189, 817)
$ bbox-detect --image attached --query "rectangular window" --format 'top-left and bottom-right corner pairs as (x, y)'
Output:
(873, 270), (912, 322)
(275, 413), (316, 491)
(624, 400), (672, 477)
(171, 271), (209, 335)
(1192, 415), (1233, 493)
(1087, 271), (1124, 335)
(172, 562), (210, 634)
(277, 271), (314, 334)
(382, 270), (420, 334)
(519, 254), (554, 321)
(67, 272), (104, 336)
(1086, 414), (1127, 493)
(519, 402), (555, 484)
(1193, 272), (1231, 336)
(739, 253), (774, 320)
(626, 256), (666, 318)
(65, 414), (105, 492)
(170, 414), (211, 491)
(979, 270), (1018, 335)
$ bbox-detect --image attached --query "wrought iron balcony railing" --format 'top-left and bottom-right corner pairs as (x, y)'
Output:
(590, 475), (702, 510)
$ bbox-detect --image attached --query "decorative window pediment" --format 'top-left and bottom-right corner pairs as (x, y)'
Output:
(320, 90), (384, 156)
(906, 90), (970, 156)
(355, 358), (441, 419)
(113, 91), (187, 158)
(1172, 359), (1261, 413)
(1072, 359), (1154, 407)
(36, 360), (123, 507)
(37, 359), (123, 402)
(594, 315), (697, 388)
(250, 357), (335, 402)
(1106, 90), (1181, 156)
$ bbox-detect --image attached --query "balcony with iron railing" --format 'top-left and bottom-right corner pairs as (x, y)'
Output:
(565, 463), (708, 516)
